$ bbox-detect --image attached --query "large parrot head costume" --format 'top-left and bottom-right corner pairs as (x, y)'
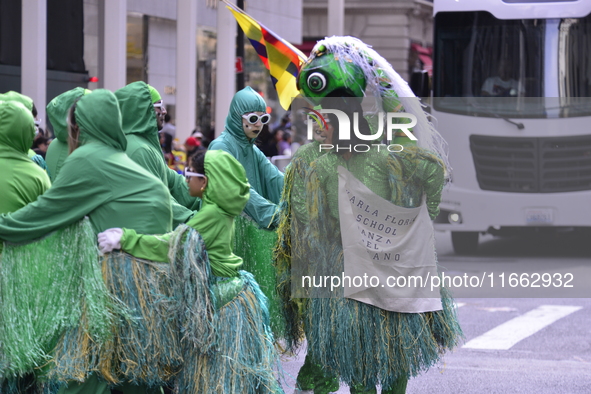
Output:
(295, 36), (450, 177)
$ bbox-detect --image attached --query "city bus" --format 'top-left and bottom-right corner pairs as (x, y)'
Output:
(431, 0), (591, 253)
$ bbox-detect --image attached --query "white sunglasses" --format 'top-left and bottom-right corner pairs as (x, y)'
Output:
(184, 169), (205, 180)
(153, 102), (166, 111)
(242, 113), (271, 125)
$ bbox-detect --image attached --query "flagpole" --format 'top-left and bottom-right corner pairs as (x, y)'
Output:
(235, 0), (245, 91)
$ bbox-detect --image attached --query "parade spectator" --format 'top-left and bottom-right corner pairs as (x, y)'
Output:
(277, 131), (292, 156)
(185, 136), (201, 157)
(31, 136), (49, 158)
(160, 113), (176, 138)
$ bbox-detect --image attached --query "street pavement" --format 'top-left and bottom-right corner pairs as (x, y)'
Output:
(279, 230), (591, 393)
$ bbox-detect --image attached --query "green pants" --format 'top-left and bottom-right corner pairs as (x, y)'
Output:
(296, 353), (340, 394)
(57, 374), (163, 394)
(349, 376), (408, 394)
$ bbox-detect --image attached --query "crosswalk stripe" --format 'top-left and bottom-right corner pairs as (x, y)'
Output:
(463, 305), (582, 350)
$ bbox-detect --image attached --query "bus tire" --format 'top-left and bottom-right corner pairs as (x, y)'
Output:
(451, 231), (479, 255)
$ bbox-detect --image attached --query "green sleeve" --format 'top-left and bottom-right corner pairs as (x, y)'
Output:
(130, 146), (194, 226)
(120, 228), (171, 263)
(0, 155), (109, 242)
(171, 197), (195, 227)
(242, 150), (284, 229)
(129, 144), (168, 184)
(257, 148), (284, 204)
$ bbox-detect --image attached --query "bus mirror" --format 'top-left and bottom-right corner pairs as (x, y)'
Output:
(410, 70), (430, 98)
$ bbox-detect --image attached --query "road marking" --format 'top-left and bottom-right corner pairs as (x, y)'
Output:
(455, 302), (466, 308)
(463, 305), (582, 350)
(478, 306), (518, 312)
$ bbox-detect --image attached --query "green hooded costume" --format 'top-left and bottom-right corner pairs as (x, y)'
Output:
(0, 100), (51, 254)
(45, 87), (88, 182)
(0, 91), (49, 174)
(208, 87), (286, 338)
(108, 150), (285, 394)
(120, 149), (250, 278)
(208, 86), (284, 229)
(115, 82), (198, 227)
(0, 89), (172, 241)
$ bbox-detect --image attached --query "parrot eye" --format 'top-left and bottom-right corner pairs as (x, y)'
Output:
(307, 72), (327, 92)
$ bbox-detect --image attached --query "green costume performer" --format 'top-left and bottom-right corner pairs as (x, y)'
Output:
(0, 89), (173, 394)
(115, 81), (199, 227)
(98, 150), (283, 394)
(209, 86), (286, 337)
(0, 100), (52, 392)
(0, 100), (51, 219)
(286, 36), (461, 393)
(117, 150), (250, 278)
(45, 87), (89, 182)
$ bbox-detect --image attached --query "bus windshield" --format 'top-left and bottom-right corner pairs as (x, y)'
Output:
(433, 11), (591, 118)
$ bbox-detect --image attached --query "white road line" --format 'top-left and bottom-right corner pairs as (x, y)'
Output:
(463, 305), (582, 350)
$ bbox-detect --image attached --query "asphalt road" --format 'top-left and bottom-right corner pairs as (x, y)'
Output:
(280, 230), (591, 393)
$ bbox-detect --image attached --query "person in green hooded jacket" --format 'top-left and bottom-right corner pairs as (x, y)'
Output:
(115, 81), (199, 227)
(208, 86), (284, 229)
(98, 149), (249, 278)
(0, 100), (51, 253)
(97, 150), (284, 394)
(0, 89), (173, 394)
(45, 87), (89, 182)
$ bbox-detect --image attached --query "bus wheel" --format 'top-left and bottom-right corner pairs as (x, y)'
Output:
(451, 231), (479, 255)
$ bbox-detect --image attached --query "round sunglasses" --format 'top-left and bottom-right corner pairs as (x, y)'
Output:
(242, 113), (271, 125)
(184, 168), (206, 180)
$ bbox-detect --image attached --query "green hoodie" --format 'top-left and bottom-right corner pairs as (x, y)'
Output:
(121, 150), (250, 278)
(0, 91), (33, 111)
(208, 86), (284, 229)
(0, 101), (51, 253)
(0, 91), (49, 173)
(45, 87), (88, 181)
(115, 81), (198, 227)
(0, 89), (172, 241)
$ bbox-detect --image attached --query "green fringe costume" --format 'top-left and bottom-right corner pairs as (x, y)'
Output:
(0, 219), (113, 393)
(109, 148), (284, 392)
(0, 221), (283, 394)
(298, 146), (462, 392)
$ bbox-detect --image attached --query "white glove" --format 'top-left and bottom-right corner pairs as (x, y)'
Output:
(97, 228), (123, 254)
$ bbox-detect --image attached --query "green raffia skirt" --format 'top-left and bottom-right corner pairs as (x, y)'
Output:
(233, 214), (285, 340)
(304, 286), (462, 390)
(0, 220), (282, 394)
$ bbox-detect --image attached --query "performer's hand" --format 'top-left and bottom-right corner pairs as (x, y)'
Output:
(97, 228), (123, 254)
